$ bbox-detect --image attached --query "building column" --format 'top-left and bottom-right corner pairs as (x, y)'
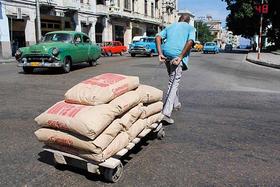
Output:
(142, 24), (147, 36)
(102, 17), (113, 41)
(25, 11), (36, 46)
(74, 12), (82, 32)
(124, 22), (132, 46)
(0, 4), (12, 59)
(88, 17), (97, 43)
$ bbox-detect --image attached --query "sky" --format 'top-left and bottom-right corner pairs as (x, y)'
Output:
(178, 0), (230, 27)
(178, 0), (251, 45)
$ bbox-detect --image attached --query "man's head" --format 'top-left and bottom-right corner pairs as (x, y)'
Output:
(179, 15), (190, 23)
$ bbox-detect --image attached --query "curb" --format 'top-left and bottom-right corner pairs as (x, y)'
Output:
(0, 59), (16, 64)
(246, 55), (280, 70)
(271, 51), (280, 55)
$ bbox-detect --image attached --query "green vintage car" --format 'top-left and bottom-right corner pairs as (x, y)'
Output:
(15, 31), (101, 73)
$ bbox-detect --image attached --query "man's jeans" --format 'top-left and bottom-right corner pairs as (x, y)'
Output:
(162, 60), (183, 117)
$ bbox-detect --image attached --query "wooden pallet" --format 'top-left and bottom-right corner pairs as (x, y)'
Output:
(43, 123), (165, 183)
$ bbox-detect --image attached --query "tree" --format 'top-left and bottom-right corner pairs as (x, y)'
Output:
(195, 21), (215, 44)
(223, 0), (280, 48)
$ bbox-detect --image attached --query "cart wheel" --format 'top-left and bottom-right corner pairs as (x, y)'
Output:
(157, 128), (165, 140)
(103, 162), (123, 183)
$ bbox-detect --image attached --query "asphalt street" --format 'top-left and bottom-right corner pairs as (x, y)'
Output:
(0, 51), (280, 186)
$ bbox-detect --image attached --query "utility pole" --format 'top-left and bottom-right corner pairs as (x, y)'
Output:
(257, 0), (264, 60)
(36, 0), (41, 43)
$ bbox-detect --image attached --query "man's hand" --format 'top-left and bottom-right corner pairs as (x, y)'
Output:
(158, 54), (167, 63)
(171, 57), (182, 65)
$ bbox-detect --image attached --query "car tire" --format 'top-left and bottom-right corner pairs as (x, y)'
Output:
(23, 67), (34, 74)
(107, 51), (112, 56)
(131, 53), (136, 57)
(88, 60), (97, 67)
(119, 51), (124, 56)
(147, 52), (153, 57)
(62, 57), (71, 73)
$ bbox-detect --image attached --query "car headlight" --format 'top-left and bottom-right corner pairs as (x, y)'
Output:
(52, 48), (59, 56)
(15, 49), (22, 59)
(145, 45), (150, 49)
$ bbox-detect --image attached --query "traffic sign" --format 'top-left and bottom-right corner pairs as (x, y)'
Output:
(255, 4), (268, 14)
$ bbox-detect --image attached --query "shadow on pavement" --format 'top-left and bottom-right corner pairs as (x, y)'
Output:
(18, 63), (97, 75)
(37, 150), (105, 182)
(37, 131), (161, 183)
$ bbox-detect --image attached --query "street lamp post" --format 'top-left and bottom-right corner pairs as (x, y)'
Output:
(257, 0), (264, 60)
(36, 0), (41, 42)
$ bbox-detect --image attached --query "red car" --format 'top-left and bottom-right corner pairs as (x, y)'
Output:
(101, 41), (127, 56)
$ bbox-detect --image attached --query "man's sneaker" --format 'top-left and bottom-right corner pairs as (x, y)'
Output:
(174, 103), (182, 111)
(162, 115), (174, 124)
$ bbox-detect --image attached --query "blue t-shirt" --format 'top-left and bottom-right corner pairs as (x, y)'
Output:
(157, 22), (196, 66)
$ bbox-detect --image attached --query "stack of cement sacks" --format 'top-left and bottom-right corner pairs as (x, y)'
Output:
(34, 73), (164, 162)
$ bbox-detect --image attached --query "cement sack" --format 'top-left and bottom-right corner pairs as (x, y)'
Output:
(146, 113), (164, 128)
(109, 91), (141, 115)
(65, 73), (139, 105)
(135, 85), (163, 104)
(34, 101), (119, 140)
(120, 103), (143, 130)
(49, 132), (130, 162)
(140, 101), (163, 119)
(102, 132), (130, 160)
(92, 119), (123, 151)
(47, 144), (105, 162)
(127, 119), (147, 141)
(34, 128), (102, 154)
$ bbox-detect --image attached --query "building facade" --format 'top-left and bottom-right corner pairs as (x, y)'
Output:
(0, 0), (178, 59)
(177, 9), (195, 27)
(220, 30), (240, 49)
(205, 15), (222, 46)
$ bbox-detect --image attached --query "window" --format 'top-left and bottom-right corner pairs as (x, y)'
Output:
(151, 2), (154, 18)
(65, 21), (71, 29)
(155, 0), (158, 9)
(80, 0), (89, 4)
(96, 0), (105, 4)
(74, 34), (82, 43)
(132, 0), (135, 12)
(144, 0), (147, 16)
(124, 0), (131, 10)
(43, 33), (72, 43)
(83, 35), (90, 43)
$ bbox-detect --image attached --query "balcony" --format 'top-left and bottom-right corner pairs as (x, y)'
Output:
(62, 0), (80, 10)
(96, 4), (110, 15)
(39, 0), (57, 6)
(80, 3), (92, 12)
(109, 9), (162, 25)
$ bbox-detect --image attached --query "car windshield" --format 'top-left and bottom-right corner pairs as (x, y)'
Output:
(140, 38), (155, 42)
(205, 43), (215, 46)
(43, 33), (72, 43)
(103, 42), (113, 46)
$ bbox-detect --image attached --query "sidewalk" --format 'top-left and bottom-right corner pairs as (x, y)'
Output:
(246, 52), (280, 69)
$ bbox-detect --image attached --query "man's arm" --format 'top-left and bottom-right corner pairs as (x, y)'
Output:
(156, 35), (166, 62)
(179, 40), (194, 59)
(171, 40), (194, 65)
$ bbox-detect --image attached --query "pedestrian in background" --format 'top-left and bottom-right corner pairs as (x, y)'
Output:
(155, 15), (195, 124)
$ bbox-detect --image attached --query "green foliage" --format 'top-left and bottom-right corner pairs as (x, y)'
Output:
(223, 0), (280, 48)
(194, 21), (215, 44)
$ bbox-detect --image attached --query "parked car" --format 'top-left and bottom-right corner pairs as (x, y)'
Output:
(225, 44), (233, 52)
(128, 37), (157, 57)
(192, 41), (203, 52)
(15, 31), (101, 73)
(203, 42), (219, 54)
(101, 41), (127, 56)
